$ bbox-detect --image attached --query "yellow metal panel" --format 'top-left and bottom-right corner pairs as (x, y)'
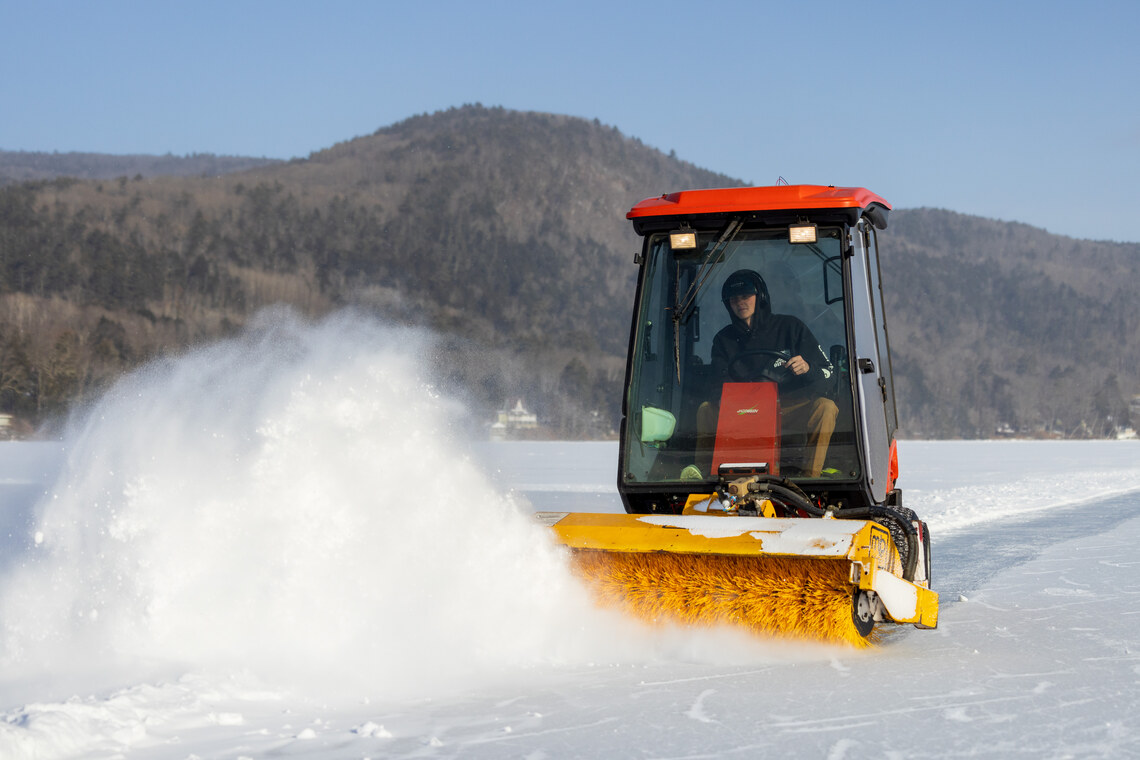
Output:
(539, 512), (862, 559)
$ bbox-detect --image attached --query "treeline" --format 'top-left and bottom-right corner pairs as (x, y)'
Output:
(1, 105), (1137, 439)
(0, 150), (282, 185)
(0, 176), (594, 426)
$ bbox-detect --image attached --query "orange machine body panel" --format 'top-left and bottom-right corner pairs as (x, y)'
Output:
(627, 184), (891, 220)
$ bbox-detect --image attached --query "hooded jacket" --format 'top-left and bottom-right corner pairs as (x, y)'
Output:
(711, 272), (834, 403)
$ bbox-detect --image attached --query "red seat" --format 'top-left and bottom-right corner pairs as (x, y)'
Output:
(712, 382), (781, 476)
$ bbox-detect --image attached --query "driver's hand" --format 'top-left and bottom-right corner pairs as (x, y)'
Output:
(786, 355), (810, 375)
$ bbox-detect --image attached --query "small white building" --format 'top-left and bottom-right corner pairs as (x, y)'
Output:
(490, 399), (539, 440)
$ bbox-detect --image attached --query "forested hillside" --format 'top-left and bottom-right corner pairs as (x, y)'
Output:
(1, 105), (1137, 439)
(884, 210), (1139, 437)
(0, 107), (734, 437)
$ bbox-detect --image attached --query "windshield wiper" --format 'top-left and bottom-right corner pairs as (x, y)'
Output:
(674, 218), (742, 324)
(671, 218), (743, 381)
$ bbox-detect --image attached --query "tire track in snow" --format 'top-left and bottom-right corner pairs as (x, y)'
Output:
(933, 491), (1140, 602)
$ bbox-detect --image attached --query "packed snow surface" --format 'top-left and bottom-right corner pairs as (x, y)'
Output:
(1, 311), (1138, 758)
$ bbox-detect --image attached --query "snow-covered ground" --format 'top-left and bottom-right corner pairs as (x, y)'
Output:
(1, 313), (1139, 759)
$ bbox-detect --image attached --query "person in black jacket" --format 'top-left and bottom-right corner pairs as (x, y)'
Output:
(696, 269), (838, 477)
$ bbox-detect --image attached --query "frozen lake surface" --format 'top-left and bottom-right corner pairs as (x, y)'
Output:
(1, 315), (1138, 758)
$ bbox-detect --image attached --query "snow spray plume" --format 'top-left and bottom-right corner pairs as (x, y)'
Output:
(0, 309), (830, 704)
(0, 310), (653, 697)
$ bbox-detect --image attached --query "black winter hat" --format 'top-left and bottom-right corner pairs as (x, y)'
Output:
(721, 269), (768, 304)
(720, 269), (772, 323)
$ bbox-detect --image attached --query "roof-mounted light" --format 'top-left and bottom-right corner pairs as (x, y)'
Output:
(669, 230), (697, 250)
(788, 223), (818, 244)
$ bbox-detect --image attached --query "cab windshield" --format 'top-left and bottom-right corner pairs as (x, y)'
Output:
(623, 225), (859, 485)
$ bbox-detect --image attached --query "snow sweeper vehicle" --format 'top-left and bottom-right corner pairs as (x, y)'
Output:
(538, 184), (938, 646)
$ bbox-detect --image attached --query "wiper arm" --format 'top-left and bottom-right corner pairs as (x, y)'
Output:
(671, 218), (743, 382)
(674, 218), (742, 325)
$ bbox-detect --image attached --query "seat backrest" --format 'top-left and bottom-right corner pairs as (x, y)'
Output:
(711, 382), (781, 476)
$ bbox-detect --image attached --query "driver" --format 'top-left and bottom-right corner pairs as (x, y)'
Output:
(697, 269), (838, 478)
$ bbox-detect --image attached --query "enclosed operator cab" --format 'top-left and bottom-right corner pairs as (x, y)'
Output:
(619, 185), (900, 516)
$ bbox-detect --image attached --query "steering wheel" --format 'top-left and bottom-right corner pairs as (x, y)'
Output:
(726, 348), (794, 384)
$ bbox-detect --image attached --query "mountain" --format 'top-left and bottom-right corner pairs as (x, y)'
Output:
(1, 105), (1137, 439)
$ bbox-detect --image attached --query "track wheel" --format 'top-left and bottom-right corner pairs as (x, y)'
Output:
(852, 589), (875, 638)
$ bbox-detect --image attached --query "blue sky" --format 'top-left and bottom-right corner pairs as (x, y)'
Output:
(2, 0), (1138, 242)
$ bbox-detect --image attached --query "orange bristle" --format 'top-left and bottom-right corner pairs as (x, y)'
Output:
(570, 550), (874, 647)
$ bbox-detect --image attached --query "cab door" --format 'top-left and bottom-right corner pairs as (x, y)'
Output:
(847, 220), (896, 503)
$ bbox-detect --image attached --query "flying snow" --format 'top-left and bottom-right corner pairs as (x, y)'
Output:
(0, 310), (797, 707)
(2, 311), (576, 696)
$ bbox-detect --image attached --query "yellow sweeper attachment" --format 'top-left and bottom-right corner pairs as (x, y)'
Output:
(537, 510), (939, 647)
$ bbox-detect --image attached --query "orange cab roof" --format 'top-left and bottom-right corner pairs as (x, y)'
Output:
(627, 185), (891, 219)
